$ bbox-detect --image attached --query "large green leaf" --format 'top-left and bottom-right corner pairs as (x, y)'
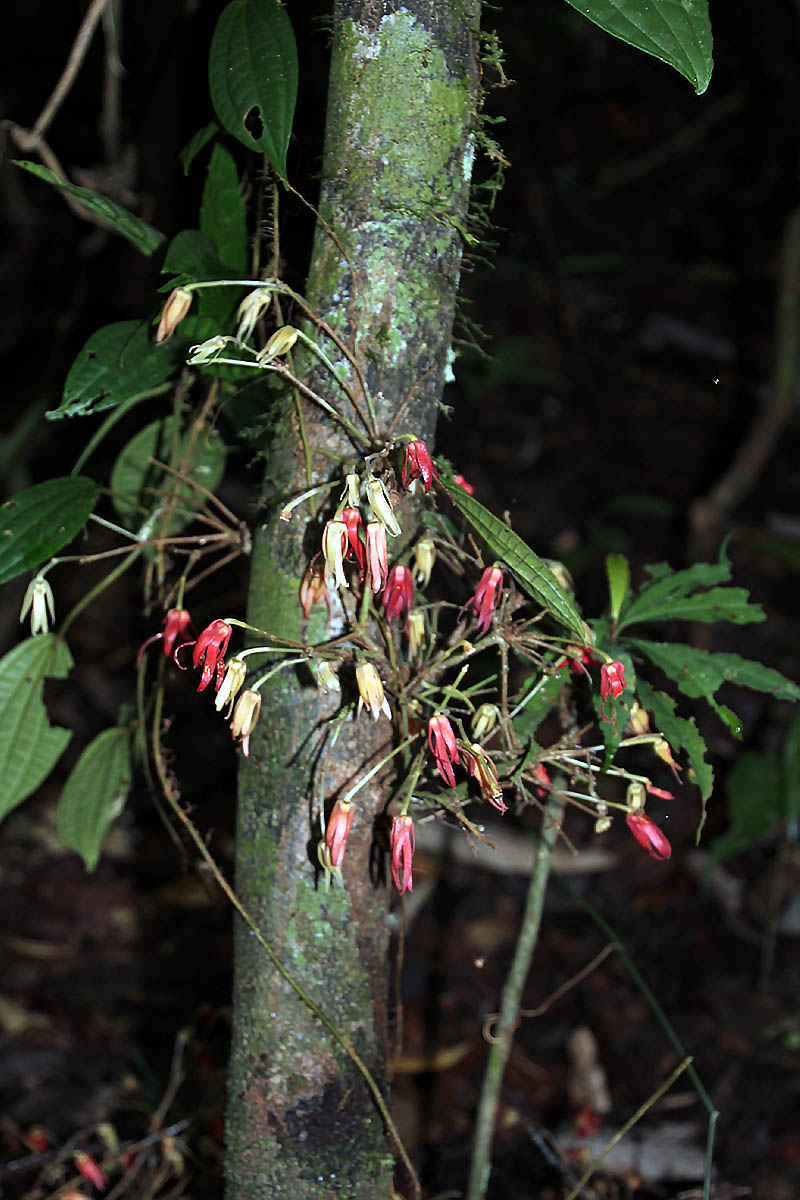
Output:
(632, 640), (800, 705)
(708, 750), (783, 865)
(201, 144), (248, 274)
(561, 0), (713, 94)
(636, 677), (713, 831)
(14, 161), (166, 256)
(110, 416), (227, 533)
(0, 477), (100, 585)
(57, 727), (133, 871)
(50, 321), (184, 420)
(440, 473), (588, 643)
(617, 559), (764, 631)
(0, 635), (73, 821)
(208, 0), (298, 176)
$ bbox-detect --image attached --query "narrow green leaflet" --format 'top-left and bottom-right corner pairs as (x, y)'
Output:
(617, 559), (764, 631)
(0, 636), (73, 822)
(14, 161), (166, 256)
(57, 727), (133, 871)
(636, 677), (713, 832)
(110, 416), (227, 533)
(180, 121), (220, 175)
(208, 0), (298, 176)
(441, 475), (587, 642)
(50, 321), (185, 420)
(708, 750), (783, 865)
(0, 477), (100, 585)
(201, 144), (248, 274)
(606, 553), (629, 622)
(632, 640), (800, 705)
(560, 0), (713, 94)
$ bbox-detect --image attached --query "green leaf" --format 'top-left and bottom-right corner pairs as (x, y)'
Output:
(785, 708), (800, 835)
(511, 670), (565, 741)
(14, 161), (166, 256)
(208, 0), (298, 176)
(57, 727), (133, 871)
(0, 477), (100, 585)
(180, 121), (220, 174)
(162, 229), (223, 280)
(636, 677), (713, 831)
(110, 416), (227, 533)
(606, 553), (629, 622)
(632, 640), (800, 705)
(439, 471), (588, 643)
(560, 0), (713, 94)
(709, 750), (783, 864)
(50, 321), (184, 420)
(201, 144), (248, 274)
(617, 559), (765, 631)
(0, 635), (73, 822)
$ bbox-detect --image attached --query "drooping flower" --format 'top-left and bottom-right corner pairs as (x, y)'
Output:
(355, 661), (391, 720)
(428, 714), (460, 788)
(653, 736), (682, 781)
(625, 811), (671, 861)
(177, 618), (232, 692)
(230, 688), (261, 756)
(258, 324), (299, 362)
(467, 565), (503, 635)
(599, 660), (626, 722)
(453, 473), (475, 495)
(74, 1151), (108, 1191)
(390, 814), (415, 893)
(299, 558), (330, 620)
(406, 609), (425, 659)
(401, 440), (438, 494)
(20, 576), (55, 636)
(365, 522), (389, 594)
(339, 506), (365, 576)
(215, 657), (248, 718)
(322, 519), (349, 590)
(312, 660), (341, 695)
(383, 565), (414, 625)
(412, 538), (435, 588)
(555, 645), (599, 675)
(325, 799), (355, 868)
(137, 607), (193, 666)
(471, 703), (499, 741)
(464, 743), (507, 812)
(365, 476), (401, 537)
(235, 287), (271, 343)
(155, 286), (192, 344)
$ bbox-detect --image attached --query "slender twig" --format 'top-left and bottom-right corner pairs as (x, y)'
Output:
(149, 683), (421, 1198)
(564, 1056), (694, 1200)
(59, 548), (140, 637)
(556, 874), (718, 1200)
(466, 787), (566, 1200)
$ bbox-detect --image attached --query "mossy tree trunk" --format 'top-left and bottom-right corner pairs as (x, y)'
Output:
(226, 3), (481, 1195)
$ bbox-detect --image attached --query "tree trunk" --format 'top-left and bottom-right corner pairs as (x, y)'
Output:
(226, 3), (481, 1195)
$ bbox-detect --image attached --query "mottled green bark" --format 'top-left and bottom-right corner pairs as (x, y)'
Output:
(226, 4), (481, 1197)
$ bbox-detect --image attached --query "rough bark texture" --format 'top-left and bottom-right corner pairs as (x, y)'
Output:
(226, 4), (481, 1196)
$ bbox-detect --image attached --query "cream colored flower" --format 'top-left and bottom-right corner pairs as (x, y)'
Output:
(355, 662), (390, 721)
(230, 689), (262, 756)
(365, 476), (401, 537)
(20, 576), (55, 636)
(215, 658), (248, 717)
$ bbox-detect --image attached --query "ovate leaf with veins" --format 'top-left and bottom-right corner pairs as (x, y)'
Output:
(209, 0), (298, 176)
(561, 0), (713, 94)
(50, 322), (185, 420)
(0, 477), (100, 585)
(0, 636), (73, 821)
(58, 727), (133, 871)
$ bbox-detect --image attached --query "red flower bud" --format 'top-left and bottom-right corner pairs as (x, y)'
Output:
(325, 799), (355, 868)
(626, 811), (671, 860)
(390, 814), (415, 893)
